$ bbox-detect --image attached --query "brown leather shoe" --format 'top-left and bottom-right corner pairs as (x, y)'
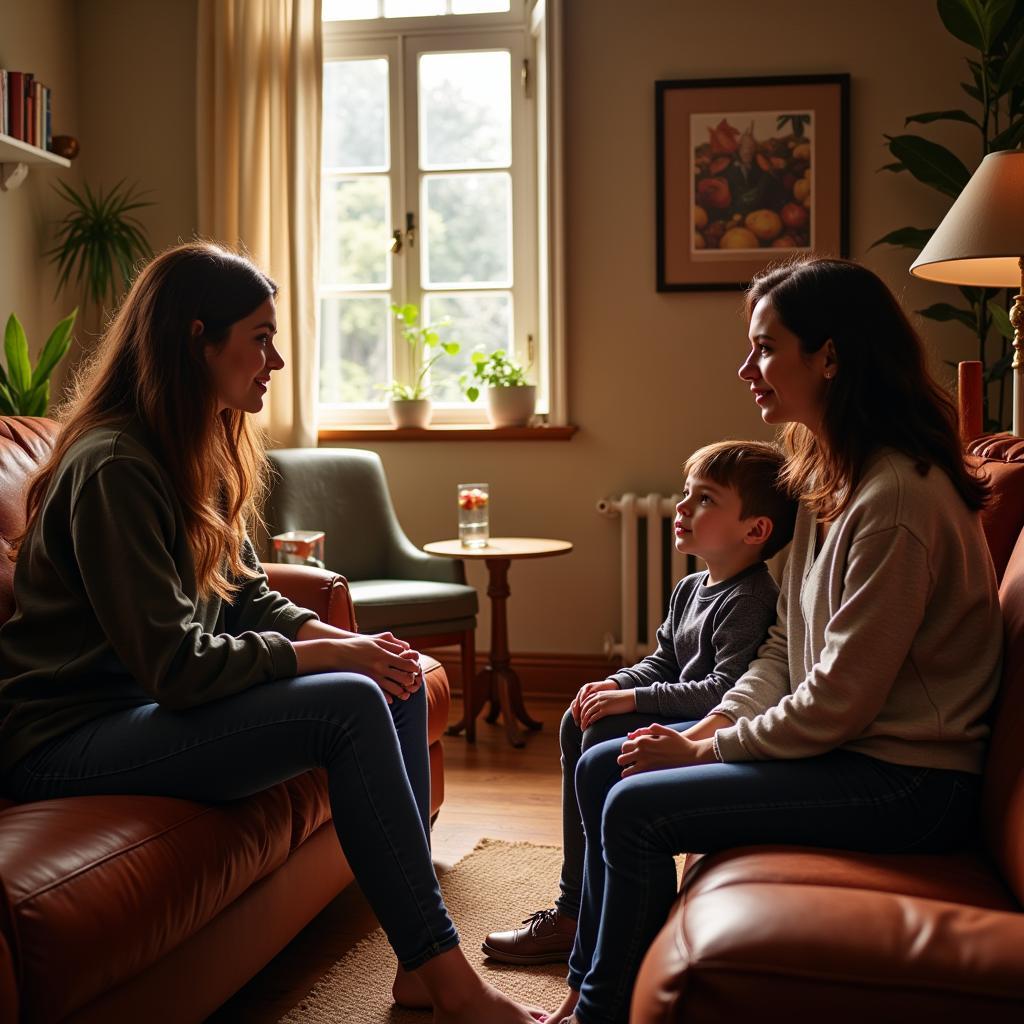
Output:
(481, 907), (577, 964)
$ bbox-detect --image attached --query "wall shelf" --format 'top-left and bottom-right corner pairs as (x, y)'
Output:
(0, 133), (70, 191)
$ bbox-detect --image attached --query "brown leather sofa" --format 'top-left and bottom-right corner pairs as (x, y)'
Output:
(0, 416), (451, 1023)
(631, 434), (1024, 1022)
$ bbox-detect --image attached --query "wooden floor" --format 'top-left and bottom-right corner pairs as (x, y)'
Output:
(207, 696), (566, 1023)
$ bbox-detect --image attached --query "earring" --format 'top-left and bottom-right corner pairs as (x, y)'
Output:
(824, 370), (835, 380)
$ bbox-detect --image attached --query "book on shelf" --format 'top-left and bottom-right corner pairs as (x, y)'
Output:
(1, 69), (53, 151)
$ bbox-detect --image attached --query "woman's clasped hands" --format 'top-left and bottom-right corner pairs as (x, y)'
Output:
(340, 632), (424, 704)
(295, 630), (424, 703)
(617, 724), (716, 777)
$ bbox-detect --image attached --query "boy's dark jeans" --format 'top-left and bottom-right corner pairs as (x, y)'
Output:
(557, 704), (688, 919)
(2, 672), (459, 971)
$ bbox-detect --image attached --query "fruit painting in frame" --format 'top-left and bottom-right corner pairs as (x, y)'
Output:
(657, 75), (849, 291)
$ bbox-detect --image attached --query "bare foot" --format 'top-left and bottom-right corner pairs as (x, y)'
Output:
(544, 988), (579, 1023)
(392, 964), (432, 1009)
(432, 986), (544, 1024)
(413, 945), (544, 1023)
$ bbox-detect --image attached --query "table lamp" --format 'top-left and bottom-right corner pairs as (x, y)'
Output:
(909, 149), (1024, 435)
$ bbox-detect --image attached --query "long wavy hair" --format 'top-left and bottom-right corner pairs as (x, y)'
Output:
(13, 242), (279, 601)
(746, 257), (989, 519)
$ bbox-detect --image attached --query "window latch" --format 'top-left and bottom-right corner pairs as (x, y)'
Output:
(390, 229), (403, 254)
(406, 211), (416, 248)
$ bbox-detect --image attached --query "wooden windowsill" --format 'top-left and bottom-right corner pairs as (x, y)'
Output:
(318, 424), (578, 442)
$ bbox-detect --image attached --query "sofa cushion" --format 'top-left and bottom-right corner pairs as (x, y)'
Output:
(0, 788), (294, 1023)
(348, 579), (477, 631)
(634, 879), (1024, 1022)
(683, 846), (1019, 913)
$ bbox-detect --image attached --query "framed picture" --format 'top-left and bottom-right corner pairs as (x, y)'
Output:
(656, 74), (850, 292)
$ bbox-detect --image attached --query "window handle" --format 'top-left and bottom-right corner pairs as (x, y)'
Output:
(406, 211), (416, 248)
(390, 229), (403, 254)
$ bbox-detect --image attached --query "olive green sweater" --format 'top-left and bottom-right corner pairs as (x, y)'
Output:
(0, 422), (318, 774)
(711, 450), (1002, 774)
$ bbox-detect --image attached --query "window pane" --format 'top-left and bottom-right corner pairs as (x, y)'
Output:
(321, 176), (390, 287)
(319, 296), (390, 405)
(423, 173), (511, 285)
(424, 292), (511, 402)
(323, 59), (389, 171)
(384, 0), (445, 15)
(420, 51), (511, 168)
(323, 0), (379, 19)
(451, 0), (510, 11)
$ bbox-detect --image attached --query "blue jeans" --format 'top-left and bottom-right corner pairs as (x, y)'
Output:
(557, 706), (676, 919)
(2, 672), (459, 971)
(568, 724), (981, 1024)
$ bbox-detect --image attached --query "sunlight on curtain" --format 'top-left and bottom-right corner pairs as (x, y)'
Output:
(197, 0), (323, 447)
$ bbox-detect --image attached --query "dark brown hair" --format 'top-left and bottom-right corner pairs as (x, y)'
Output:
(684, 439), (798, 559)
(13, 241), (278, 600)
(745, 256), (989, 519)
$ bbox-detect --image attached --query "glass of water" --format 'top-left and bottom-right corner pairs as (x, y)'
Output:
(457, 483), (489, 548)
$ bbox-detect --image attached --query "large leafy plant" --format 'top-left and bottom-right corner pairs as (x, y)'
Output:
(873, 0), (1024, 429)
(47, 179), (153, 321)
(1, 311), (77, 416)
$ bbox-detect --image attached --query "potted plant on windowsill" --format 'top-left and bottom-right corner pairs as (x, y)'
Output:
(462, 348), (536, 427)
(383, 303), (460, 428)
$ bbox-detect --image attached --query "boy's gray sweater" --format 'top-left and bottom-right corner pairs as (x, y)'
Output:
(610, 562), (778, 719)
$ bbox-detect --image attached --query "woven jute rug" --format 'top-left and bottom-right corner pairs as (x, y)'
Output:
(278, 838), (569, 1023)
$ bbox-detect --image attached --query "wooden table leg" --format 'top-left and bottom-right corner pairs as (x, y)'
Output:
(445, 556), (544, 747)
(484, 557), (543, 746)
(446, 666), (493, 741)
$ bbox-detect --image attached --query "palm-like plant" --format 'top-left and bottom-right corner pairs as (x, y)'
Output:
(47, 179), (154, 320)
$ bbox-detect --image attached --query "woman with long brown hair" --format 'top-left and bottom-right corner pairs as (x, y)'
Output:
(0, 242), (541, 1024)
(543, 257), (1003, 1024)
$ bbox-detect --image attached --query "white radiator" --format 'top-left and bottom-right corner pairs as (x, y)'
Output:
(597, 493), (701, 662)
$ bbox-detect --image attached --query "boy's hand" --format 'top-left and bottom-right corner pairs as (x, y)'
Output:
(579, 688), (637, 730)
(617, 723), (716, 776)
(570, 679), (619, 725)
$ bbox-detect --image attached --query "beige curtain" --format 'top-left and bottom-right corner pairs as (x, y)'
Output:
(196, 0), (322, 448)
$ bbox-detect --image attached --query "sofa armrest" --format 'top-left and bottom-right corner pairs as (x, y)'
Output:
(632, 881), (1024, 1022)
(262, 562), (357, 632)
(0, 928), (16, 1024)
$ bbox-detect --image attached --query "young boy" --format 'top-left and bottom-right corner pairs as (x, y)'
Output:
(482, 439), (798, 964)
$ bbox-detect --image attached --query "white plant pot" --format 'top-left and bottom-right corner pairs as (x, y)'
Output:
(485, 385), (536, 428)
(388, 397), (432, 429)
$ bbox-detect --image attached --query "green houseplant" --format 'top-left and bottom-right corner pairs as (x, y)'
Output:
(384, 303), (460, 428)
(47, 179), (153, 331)
(1, 310), (77, 416)
(462, 348), (536, 427)
(873, 0), (1024, 429)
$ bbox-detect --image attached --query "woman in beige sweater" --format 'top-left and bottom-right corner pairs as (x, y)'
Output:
(546, 257), (1002, 1024)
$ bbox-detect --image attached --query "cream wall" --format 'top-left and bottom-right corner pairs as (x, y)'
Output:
(75, 0), (199, 257)
(0, 0), (81, 367)
(349, 0), (977, 658)
(3, 0), (984, 659)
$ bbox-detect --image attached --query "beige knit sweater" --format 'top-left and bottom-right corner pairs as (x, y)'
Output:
(711, 450), (1002, 773)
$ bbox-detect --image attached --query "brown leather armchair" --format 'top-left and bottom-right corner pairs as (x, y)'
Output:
(630, 435), (1024, 1022)
(0, 416), (451, 1023)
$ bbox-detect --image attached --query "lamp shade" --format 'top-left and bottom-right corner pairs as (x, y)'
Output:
(909, 150), (1024, 287)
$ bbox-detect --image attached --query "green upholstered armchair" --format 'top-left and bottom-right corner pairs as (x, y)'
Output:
(264, 448), (478, 698)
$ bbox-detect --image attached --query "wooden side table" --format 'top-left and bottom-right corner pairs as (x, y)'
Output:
(424, 537), (573, 747)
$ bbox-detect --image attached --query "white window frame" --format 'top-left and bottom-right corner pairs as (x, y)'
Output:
(318, 0), (566, 427)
